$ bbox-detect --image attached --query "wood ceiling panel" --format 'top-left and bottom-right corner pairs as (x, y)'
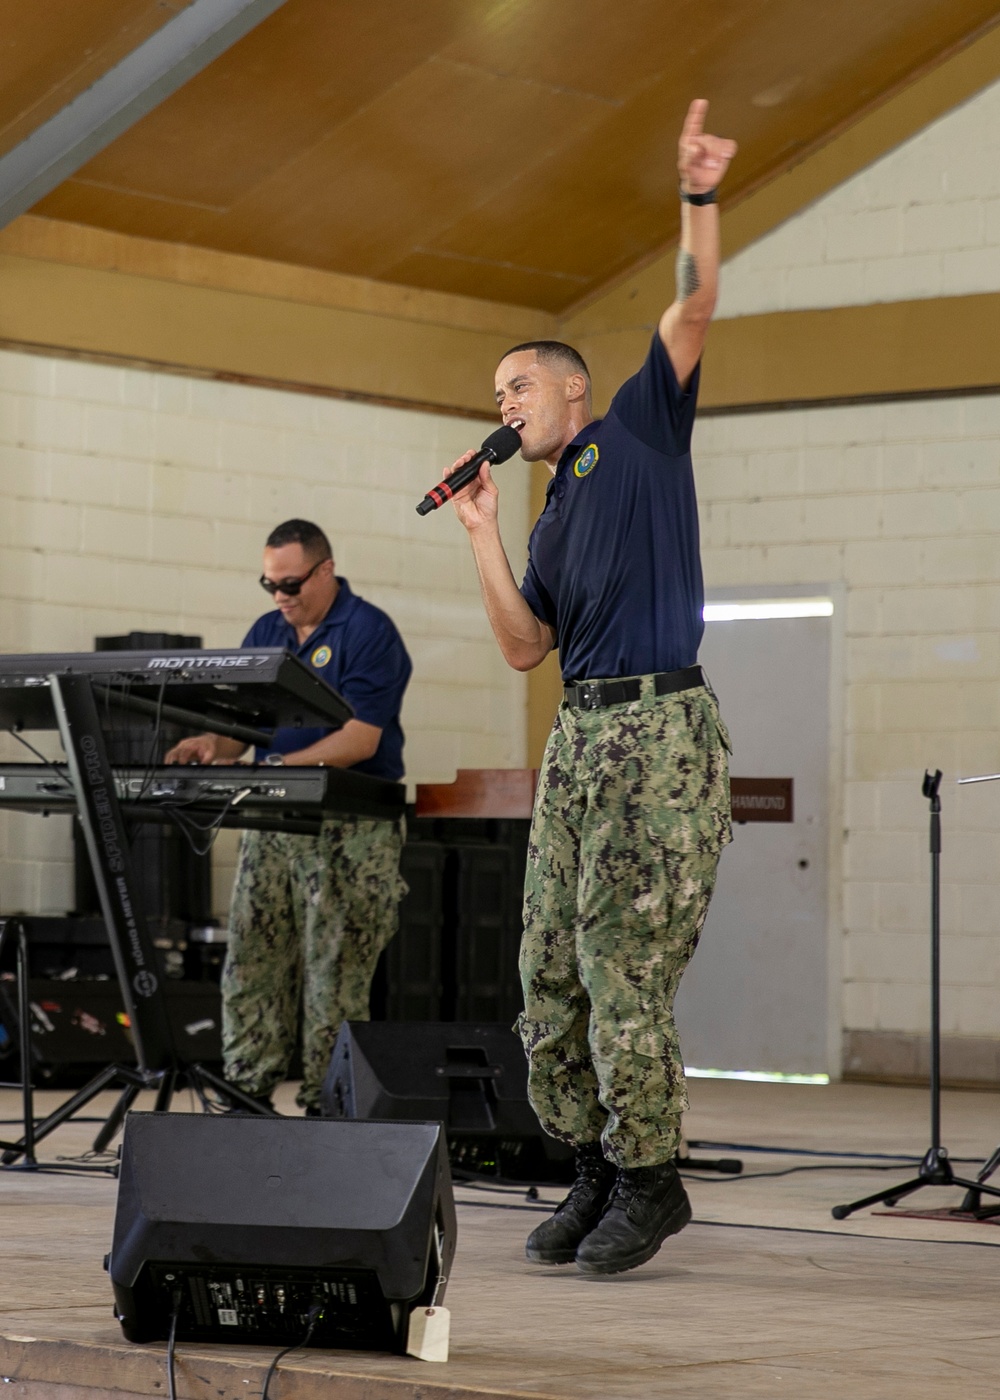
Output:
(21, 0), (1000, 311)
(55, 0), (494, 209)
(0, 1), (192, 160)
(417, 0), (1000, 304)
(438, 0), (704, 105)
(33, 178), (220, 248)
(43, 48), (611, 276)
(213, 58), (610, 273)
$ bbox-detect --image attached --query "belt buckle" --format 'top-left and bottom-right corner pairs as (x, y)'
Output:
(580, 682), (602, 710)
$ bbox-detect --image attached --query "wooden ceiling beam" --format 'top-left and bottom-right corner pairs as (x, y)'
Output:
(0, 0), (290, 229)
(0, 214), (557, 341)
(703, 293), (1000, 410)
(0, 245), (545, 420)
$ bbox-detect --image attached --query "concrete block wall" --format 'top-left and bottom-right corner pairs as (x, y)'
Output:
(695, 399), (1000, 1049)
(0, 351), (528, 918)
(717, 76), (1000, 317)
(702, 71), (1000, 1068)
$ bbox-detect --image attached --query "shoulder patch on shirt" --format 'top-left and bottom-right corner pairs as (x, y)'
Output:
(310, 645), (332, 668)
(573, 443), (599, 478)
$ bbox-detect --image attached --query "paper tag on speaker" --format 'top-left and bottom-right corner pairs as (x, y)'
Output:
(406, 1305), (450, 1362)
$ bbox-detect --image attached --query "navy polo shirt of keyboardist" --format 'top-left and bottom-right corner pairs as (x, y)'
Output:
(520, 333), (705, 683)
(242, 578), (412, 781)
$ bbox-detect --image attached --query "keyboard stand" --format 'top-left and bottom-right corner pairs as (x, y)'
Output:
(1, 672), (277, 1170)
(0, 919), (40, 1169)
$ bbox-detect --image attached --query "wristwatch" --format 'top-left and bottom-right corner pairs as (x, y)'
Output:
(263, 753), (285, 766)
(679, 184), (717, 205)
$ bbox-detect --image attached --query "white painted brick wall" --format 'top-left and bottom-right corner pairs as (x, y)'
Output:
(695, 392), (1000, 1041)
(717, 77), (1000, 317)
(0, 351), (528, 918)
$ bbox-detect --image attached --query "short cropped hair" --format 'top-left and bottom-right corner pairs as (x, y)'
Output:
(499, 340), (591, 386)
(265, 519), (332, 562)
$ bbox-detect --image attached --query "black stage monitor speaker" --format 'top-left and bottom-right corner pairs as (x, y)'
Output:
(108, 1112), (456, 1354)
(321, 1021), (573, 1183)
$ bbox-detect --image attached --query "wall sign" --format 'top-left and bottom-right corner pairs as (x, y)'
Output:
(730, 777), (794, 823)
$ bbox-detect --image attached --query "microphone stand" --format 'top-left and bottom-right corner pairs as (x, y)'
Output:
(831, 770), (1000, 1220)
(950, 768), (1000, 1218)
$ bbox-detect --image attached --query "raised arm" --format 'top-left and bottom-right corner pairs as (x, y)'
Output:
(658, 98), (737, 389)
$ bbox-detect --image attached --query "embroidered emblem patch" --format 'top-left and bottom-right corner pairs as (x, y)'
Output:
(311, 645), (332, 668)
(573, 444), (599, 478)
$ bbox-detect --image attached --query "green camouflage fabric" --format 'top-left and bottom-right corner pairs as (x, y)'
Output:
(517, 676), (731, 1168)
(222, 814), (407, 1109)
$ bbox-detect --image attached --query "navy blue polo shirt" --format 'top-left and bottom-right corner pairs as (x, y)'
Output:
(242, 578), (411, 781)
(520, 334), (704, 682)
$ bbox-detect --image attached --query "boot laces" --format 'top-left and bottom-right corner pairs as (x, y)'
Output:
(557, 1149), (613, 1210)
(609, 1165), (657, 1211)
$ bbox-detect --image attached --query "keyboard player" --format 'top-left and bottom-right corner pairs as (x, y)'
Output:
(165, 518), (412, 1115)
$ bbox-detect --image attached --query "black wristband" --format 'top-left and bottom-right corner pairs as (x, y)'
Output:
(679, 185), (717, 206)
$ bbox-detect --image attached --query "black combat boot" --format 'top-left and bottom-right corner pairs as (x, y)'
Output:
(525, 1142), (617, 1265)
(575, 1158), (691, 1275)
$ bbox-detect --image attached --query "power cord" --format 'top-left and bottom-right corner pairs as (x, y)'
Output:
(261, 1303), (324, 1400)
(163, 788), (251, 855)
(135, 679), (167, 800)
(166, 1291), (182, 1400)
(5, 729), (75, 789)
(679, 1161), (911, 1184)
(687, 1139), (927, 1162)
(162, 1291), (324, 1400)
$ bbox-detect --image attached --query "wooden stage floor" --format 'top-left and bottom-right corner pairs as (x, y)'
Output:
(2, 1076), (1000, 1400)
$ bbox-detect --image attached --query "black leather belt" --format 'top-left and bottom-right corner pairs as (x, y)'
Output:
(563, 665), (704, 710)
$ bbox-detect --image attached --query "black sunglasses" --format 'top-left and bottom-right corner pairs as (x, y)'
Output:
(259, 559), (325, 596)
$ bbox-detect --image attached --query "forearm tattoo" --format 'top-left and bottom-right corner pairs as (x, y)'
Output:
(676, 250), (700, 302)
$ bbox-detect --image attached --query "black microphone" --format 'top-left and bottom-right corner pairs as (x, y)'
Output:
(416, 420), (524, 515)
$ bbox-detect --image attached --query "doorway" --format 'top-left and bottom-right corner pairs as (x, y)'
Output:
(674, 592), (838, 1076)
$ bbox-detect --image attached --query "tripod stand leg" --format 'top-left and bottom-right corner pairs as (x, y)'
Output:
(0, 921), (39, 1166)
(15, 924), (36, 1167)
(92, 1081), (143, 1154)
(153, 1068), (177, 1113)
(960, 1143), (1000, 1212)
(831, 1174), (927, 1220)
(950, 1171), (1000, 1217)
(976, 1143), (1000, 1184)
(190, 1063), (281, 1115)
(1, 1062), (144, 1165)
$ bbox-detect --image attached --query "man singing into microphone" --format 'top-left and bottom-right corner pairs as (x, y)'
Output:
(445, 101), (736, 1275)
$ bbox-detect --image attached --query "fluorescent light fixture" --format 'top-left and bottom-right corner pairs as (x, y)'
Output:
(704, 598), (833, 622)
(686, 1066), (830, 1085)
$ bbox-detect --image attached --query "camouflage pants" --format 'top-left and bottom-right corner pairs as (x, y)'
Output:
(518, 676), (731, 1168)
(222, 815), (406, 1109)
